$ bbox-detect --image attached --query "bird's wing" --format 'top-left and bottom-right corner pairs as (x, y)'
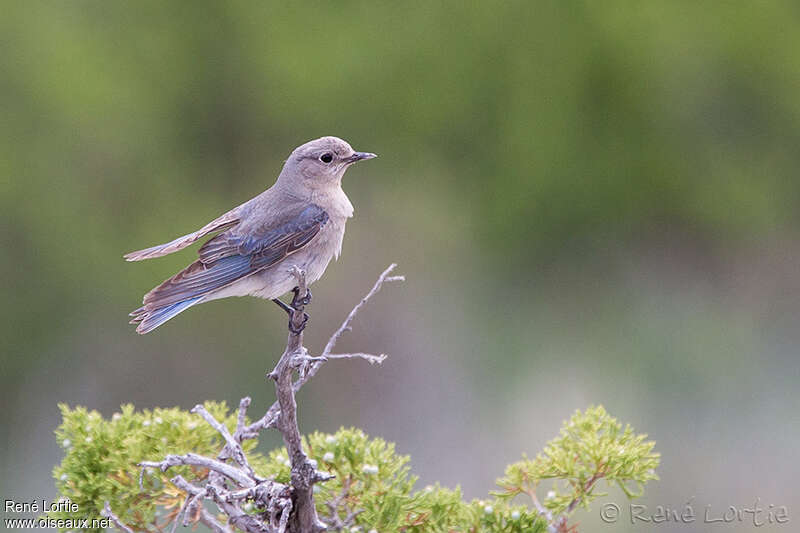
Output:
(124, 210), (241, 261)
(136, 204), (329, 310)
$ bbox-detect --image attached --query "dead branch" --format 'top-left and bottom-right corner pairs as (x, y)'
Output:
(102, 502), (134, 533)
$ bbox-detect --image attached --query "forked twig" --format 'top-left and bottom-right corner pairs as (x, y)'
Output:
(122, 264), (404, 533)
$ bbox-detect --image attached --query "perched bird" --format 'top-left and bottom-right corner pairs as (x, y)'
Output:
(126, 136), (376, 334)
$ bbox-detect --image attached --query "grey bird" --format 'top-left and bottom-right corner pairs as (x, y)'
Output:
(126, 136), (376, 334)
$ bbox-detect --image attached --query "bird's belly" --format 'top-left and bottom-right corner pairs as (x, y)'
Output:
(251, 244), (335, 299)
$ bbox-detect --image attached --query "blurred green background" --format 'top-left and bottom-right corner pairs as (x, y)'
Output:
(2, 2), (799, 531)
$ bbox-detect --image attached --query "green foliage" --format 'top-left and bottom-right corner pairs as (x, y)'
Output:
(261, 430), (546, 532)
(53, 404), (657, 532)
(494, 406), (660, 515)
(52, 402), (267, 532)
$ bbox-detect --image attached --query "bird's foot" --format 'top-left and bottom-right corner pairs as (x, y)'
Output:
(274, 296), (310, 334)
(291, 286), (312, 308)
(288, 312), (309, 335)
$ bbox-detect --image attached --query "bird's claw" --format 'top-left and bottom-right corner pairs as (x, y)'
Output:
(275, 290), (310, 334)
(291, 287), (312, 308)
(288, 312), (309, 335)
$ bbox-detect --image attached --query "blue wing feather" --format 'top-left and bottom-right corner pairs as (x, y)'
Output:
(131, 204), (329, 334)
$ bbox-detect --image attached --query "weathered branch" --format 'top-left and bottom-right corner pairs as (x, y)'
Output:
(322, 263), (405, 356)
(270, 266), (326, 533)
(169, 475), (207, 529)
(140, 453), (255, 488)
(102, 502), (134, 533)
(297, 352), (387, 365)
(191, 404), (256, 479)
(242, 264), (403, 438)
(199, 508), (235, 533)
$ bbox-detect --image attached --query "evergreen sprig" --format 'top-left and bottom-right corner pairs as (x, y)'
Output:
(494, 405), (660, 518)
(52, 404), (657, 532)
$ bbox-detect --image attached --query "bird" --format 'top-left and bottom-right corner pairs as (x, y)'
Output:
(126, 136), (376, 334)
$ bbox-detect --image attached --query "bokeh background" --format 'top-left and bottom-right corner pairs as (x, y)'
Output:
(2, 2), (799, 532)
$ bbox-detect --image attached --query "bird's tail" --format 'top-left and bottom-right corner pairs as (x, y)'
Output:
(129, 297), (202, 334)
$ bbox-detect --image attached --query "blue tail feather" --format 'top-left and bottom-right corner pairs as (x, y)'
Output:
(133, 297), (202, 334)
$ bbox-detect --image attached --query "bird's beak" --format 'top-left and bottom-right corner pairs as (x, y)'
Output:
(348, 151), (377, 163)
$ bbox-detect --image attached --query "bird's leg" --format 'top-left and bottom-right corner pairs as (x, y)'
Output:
(291, 286), (312, 308)
(272, 298), (295, 316)
(273, 288), (312, 335)
(273, 298), (309, 334)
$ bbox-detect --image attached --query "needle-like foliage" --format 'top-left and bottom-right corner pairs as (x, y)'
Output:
(52, 404), (657, 532)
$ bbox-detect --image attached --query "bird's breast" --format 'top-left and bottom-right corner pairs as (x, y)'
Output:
(205, 213), (347, 302)
(318, 215), (348, 261)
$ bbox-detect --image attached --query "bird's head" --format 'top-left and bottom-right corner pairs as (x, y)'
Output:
(279, 136), (376, 192)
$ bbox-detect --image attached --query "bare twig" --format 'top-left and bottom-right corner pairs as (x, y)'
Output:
(137, 409), (293, 533)
(525, 487), (553, 522)
(140, 453), (255, 488)
(102, 501), (134, 533)
(235, 397), (251, 436)
(169, 475), (206, 529)
(191, 404), (255, 478)
(199, 508), (234, 533)
(322, 263), (404, 356)
(292, 352), (387, 367)
(323, 476), (365, 531)
(546, 469), (606, 533)
(524, 488), (557, 533)
(323, 352), (387, 364)
(242, 264), (403, 438)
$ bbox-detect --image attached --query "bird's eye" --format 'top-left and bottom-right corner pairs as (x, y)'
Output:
(319, 153), (333, 164)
